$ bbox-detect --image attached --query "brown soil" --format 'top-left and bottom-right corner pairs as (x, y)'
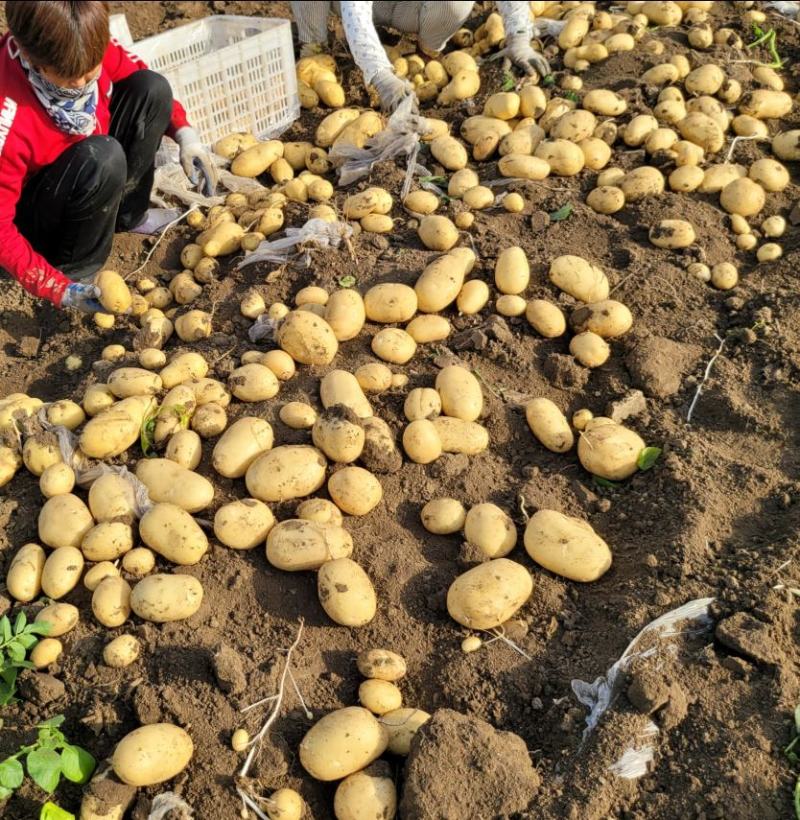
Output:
(1, 2), (800, 819)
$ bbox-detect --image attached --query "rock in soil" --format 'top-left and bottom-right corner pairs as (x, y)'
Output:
(607, 389), (647, 423)
(212, 645), (247, 694)
(18, 671), (65, 705)
(401, 709), (540, 818)
(715, 612), (784, 667)
(626, 336), (700, 398)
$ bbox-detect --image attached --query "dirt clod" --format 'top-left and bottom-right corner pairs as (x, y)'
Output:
(715, 613), (784, 667)
(18, 671), (65, 705)
(212, 645), (247, 694)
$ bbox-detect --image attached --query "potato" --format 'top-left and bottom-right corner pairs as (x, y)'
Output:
(81, 521), (133, 562)
(432, 417), (488, 455)
(35, 602), (79, 637)
(0, 446), (20, 489)
(620, 166), (664, 201)
(122, 547), (156, 577)
(103, 634), (141, 668)
(404, 388), (441, 422)
(364, 283), (418, 324)
(749, 158), (789, 192)
(404, 190), (439, 214)
(649, 219), (696, 249)
(462, 185), (494, 209)
(456, 279), (490, 315)
(354, 363), (391, 395)
(139, 503), (208, 565)
(317, 558), (377, 627)
(92, 575), (131, 628)
(38, 493), (93, 549)
(438, 68), (480, 105)
(37, 460), (73, 498)
(136, 459), (214, 513)
(213, 498), (275, 551)
(88, 473), (137, 523)
(23, 432), (62, 476)
(402, 418), (442, 464)
(533, 140), (584, 176)
(7, 543), (46, 602)
(379, 709), (432, 759)
(448, 169), (480, 198)
(139, 348), (167, 370)
(313, 406), (365, 463)
(266, 519), (352, 570)
(159, 352), (208, 389)
(446, 559), (532, 629)
(524, 299), (565, 339)
(356, 649), (407, 683)
(762, 215), (787, 238)
(569, 300), (632, 338)
(684, 63), (724, 96)
(435, 365), (482, 422)
(739, 89), (792, 120)
(95, 269), (132, 314)
(190, 402), (226, 438)
(415, 248), (475, 313)
(418, 215), (459, 251)
(102, 344), (126, 362)
(83, 561), (120, 591)
(334, 764), (397, 820)
(421, 498), (466, 535)
(493, 246), (529, 295)
(226, 363), (279, 403)
(698, 163), (745, 194)
(81, 395), (157, 459)
(549, 255), (609, 303)
(112, 723), (193, 786)
(293, 500), (341, 530)
(719, 177), (765, 217)
(321, 289), (364, 343)
(677, 112), (723, 153)
(772, 130), (800, 161)
(230, 139), (283, 177)
(525, 398), (574, 453)
(174, 310), (212, 342)
(320, 370), (373, 419)
(246, 445), (327, 502)
(300, 706), (387, 781)
(31, 638), (63, 669)
(711, 262), (739, 289)
(503, 192), (525, 213)
(406, 315), (451, 346)
(276, 310), (338, 366)
(583, 89), (627, 116)
(371, 328), (417, 365)
(578, 419), (645, 479)
(430, 135), (468, 170)
(669, 165), (704, 192)
(130, 573), (203, 623)
(570, 331), (610, 368)
(212, 417), (273, 479)
(46, 399), (85, 430)
(463, 503), (516, 559)
(328, 466), (382, 516)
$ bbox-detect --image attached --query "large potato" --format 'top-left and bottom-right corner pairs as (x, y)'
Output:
(464, 503), (516, 558)
(620, 166), (664, 201)
(446, 559), (533, 629)
(432, 417), (488, 454)
(139, 503), (209, 565)
(364, 283), (418, 324)
(415, 248), (476, 313)
(88, 473), (137, 524)
(135, 459), (214, 513)
(159, 351), (208, 389)
(228, 363), (280, 402)
(577, 419), (645, 480)
(525, 300), (566, 338)
(230, 139), (283, 176)
(320, 370), (373, 418)
(678, 112), (723, 153)
(212, 417), (274, 479)
(108, 367), (162, 398)
(334, 764), (397, 820)
(130, 574), (204, 622)
(112, 724), (193, 786)
(569, 300), (633, 338)
(497, 154), (550, 180)
(328, 466), (382, 515)
(80, 396), (156, 459)
(379, 708), (431, 755)
(266, 519), (353, 570)
(7, 543), (45, 602)
(246, 445), (327, 502)
(91, 576), (132, 628)
(534, 140), (585, 176)
(435, 365), (482, 422)
(371, 328), (416, 364)
(719, 177), (765, 217)
(81, 521), (133, 561)
(549, 256), (609, 303)
(95, 269), (132, 314)
(38, 493), (93, 549)
(494, 246), (529, 296)
(325, 289), (366, 341)
(299, 707), (388, 781)
(525, 398), (573, 453)
(739, 89), (792, 119)
(318, 558), (377, 627)
(403, 419), (442, 464)
(583, 89), (627, 116)
(524, 510), (612, 582)
(36, 602), (79, 636)
(649, 219), (696, 248)
(430, 135), (468, 170)
(406, 314), (450, 344)
(23, 432), (62, 476)
(214, 498), (275, 550)
(46, 399), (85, 430)
(277, 310), (338, 365)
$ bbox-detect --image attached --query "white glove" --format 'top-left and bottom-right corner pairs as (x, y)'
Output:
(505, 33), (551, 78)
(371, 69), (419, 113)
(175, 126), (218, 196)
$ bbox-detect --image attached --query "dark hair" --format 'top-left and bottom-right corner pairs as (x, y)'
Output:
(6, 1), (110, 77)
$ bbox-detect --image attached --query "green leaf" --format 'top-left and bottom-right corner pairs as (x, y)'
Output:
(0, 668), (17, 705)
(60, 746), (95, 785)
(1, 616), (11, 643)
(13, 611), (27, 634)
(40, 803), (76, 820)
(6, 642), (24, 664)
(28, 621), (52, 637)
(0, 757), (24, 790)
(501, 71), (515, 92)
(542, 74), (555, 87)
(549, 203), (573, 222)
(419, 175), (447, 185)
(0, 785), (12, 801)
(637, 446), (662, 471)
(594, 476), (620, 489)
(38, 715), (66, 730)
(561, 90), (580, 103)
(337, 275), (357, 288)
(16, 633), (37, 650)
(26, 748), (62, 793)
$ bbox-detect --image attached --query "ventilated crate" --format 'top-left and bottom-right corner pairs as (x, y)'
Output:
(129, 15), (299, 145)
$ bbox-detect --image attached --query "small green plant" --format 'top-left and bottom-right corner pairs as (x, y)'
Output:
(542, 74), (555, 87)
(40, 803), (75, 820)
(748, 23), (785, 69)
(337, 275), (357, 288)
(140, 404), (159, 457)
(560, 90), (580, 103)
(0, 715), (95, 800)
(593, 476), (620, 489)
(419, 175), (448, 186)
(637, 446), (662, 471)
(500, 71), (516, 92)
(784, 704), (800, 818)
(0, 612), (50, 706)
(549, 203), (573, 222)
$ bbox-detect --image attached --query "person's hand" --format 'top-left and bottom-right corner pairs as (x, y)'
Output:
(60, 283), (103, 313)
(371, 69), (419, 114)
(175, 126), (219, 197)
(505, 34), (551, 79)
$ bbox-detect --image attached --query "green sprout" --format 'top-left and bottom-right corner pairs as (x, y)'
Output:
(549, 203), (573, 222)
(0, 612), (51, 706)
(338, 275), (357, 288)
(140, 405), (159, 458)
(501, 72), (516, 92)
(40, 803), (75, 820)
(637, 446), (662, 471)
(748, 24), (785, 69)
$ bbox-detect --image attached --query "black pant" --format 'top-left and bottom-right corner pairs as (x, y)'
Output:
(16, 69), (173, 280)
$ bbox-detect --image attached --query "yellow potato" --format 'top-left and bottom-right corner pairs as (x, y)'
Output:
(324, 289), (366, 342)
(230, 139), (283, 177)
(81, 521), (133, 561)
(92, 575), (131, 628)
(494, 247), (529, 295)
(31, 638), (63, 669)
(431, 417), (488, 455)
(569, 300), (633, 338)
(371, 328), (417, 364)
(7, 542), (46, 602)
(403, 419), (442, 464)
(35, 602), (79, 636)
(415, 248), (476, 313)
(95, 269), (132, 314)
(577, 419), (645, 480)
(266, 519), (352, 571)
(214, 498), (275, 550)
(46, 399), (85, 430)
(334, 764), (397, 820)
(649, 219), (696, 248)
(135, 459), (214, 513)
(23, 432), (62, 476)
(525, 398), (574, 453)
(38, 493), (94, 549)
(130, 574), (204, 623)
(583, 89), (627, 116)
(246, 445), (327, 502)
(404, 388), (441, 422)
(80, 395), (156, 459)
(88, 473), (137, 523)
(446, 559), (533, 629)
(364, 283), (418, 324)
(320, 370), (373, 418)
(277, 310), (338, 365)
(430, 135), (468, 170)
(103, 634), (141, 668)
(406, 315), (450, 344)
(738, 89), (792, 119)
(317, 558), (377, 627)
(122, 547), (156, 577)
(525, 300), (566, 338)
(456, 280), (490, 315)
(418, 215), (459, 251)
(435, 365), (482, 422)
(328, 466), (382, 515)
(549, 255), (609, 303)
(379, 707), (431, 754)
(313, 406), (365, 463)
(83, 561), (120, 591)
(534, 140), (585, 176)
(421, 498), (466, 535)
(139, 503), (209, 565)
(112, 724), (194, 786)
(464, 503), (516, 558)
(570, 331), (610, 367)
(719, 177), (765, 216)
(212, 417), (274, 479)
(280, 401), (317, 429)
(40, 547), (82, 600)
(159, 351), (208, 389)
(357, 648), (407, 681)
(620, 166), (664, 201)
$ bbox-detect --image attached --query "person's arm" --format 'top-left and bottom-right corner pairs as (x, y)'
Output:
(340, 1), (414, 112)
(496, 1), (550, 78)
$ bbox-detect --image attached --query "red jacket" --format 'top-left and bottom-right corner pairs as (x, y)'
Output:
(0, 33), (190, 305)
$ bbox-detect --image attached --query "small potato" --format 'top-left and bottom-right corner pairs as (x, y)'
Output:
(403, 419), (442, 464)
(464, 503), (516, 558)
(214, 498), (276, 550)
(130, 574), (204, 623)
(757, 243), (782, 263)
(772, 129), (800, 161)
(277, 310), (338, 366)
(103, 634), (141, 668)
(122, 547), (156, 577)
(359, 680), (402, 715)
(494, 246), (529, 295)
(406, 314), (450, 343)
(432, 417), (488, 455)
(364, 283), (418, 324)
(762, 215), (786, 238)
(228, 363), (280, 403)
(446, 559), (533, 629)
(711, 262), (739, 289)
(317, 559), (377, 627)
(620, 166), (664, 201)
(669, 165), (704, 192)
(280, 401), (317, 429)
(299, 707), (387, 781)
(36, 602), (79, 636)
(496, 294), (527, 317)
(418, 215), (459, 251)
(570, 300), (632, 339)
(649, 219), (696, 249)
(174, 310), (212, 342)
(102, 343), (126, 362)
(165, 429), (203, 470)
(356, 363), (393, 394)
(138, 347), (167, 370)
(41, 546), (84, 599)
(525, 398), (574, 453)
(246, 445), (327, 503)
(112, 724), (193, 786)
(83, 561), (120, 591)
(421, 498), (466, 535)
(313, 406), (365, 463)
(139, 503), (209, 565)
(525, 300), (566, 338)
(328, 466), (382, 516)
(448, 168), (480, 198)
(39, 463), (75, 498)
(46, 399), (85, 430)
(587, 186), (625, 214)
(334, 764), (397, 820)
(266, 519), (352, 570)
(404, 190), (439, 214)
(534, 140), (584, 176)
(749, 158), (789, 192)
(191, 402), (227, 438)
(404, 388), (441, 421)
(577, 419), (645, 480)
(719, 177), (765, 217)
(297, 498), (343, 527)
(212, 417), (274, 479)
(570, 331), (610, 368)
(31, 638), (63, 669)
(371, 328), (417, 364)
(379, 708), (431, 755)
(356, 648), (407, 681)
(549, 255), (609, 303)
(7, 543), (46, 602)
(583, 89), (627, 116)
(23, 432), (62, 476)
(92, 576), (132, 628)
(457, 280), (490, 315)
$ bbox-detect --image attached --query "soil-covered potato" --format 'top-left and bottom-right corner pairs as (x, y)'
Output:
(379, 708), (432, 755)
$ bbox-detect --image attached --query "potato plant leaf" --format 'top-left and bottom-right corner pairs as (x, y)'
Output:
(501, 72), (516, 91)
(549, 203), (573, 222)
(593, 476), (620, 489)
(26, 748), (62, 793)
(59, 745), (95, 784)
(40, 803), (75, 820)
(0, 757), (24, 790)
(338, 275), (357, 288)
(637, 447), (662, 471)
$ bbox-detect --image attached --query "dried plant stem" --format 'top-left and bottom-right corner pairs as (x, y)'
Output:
(686, 334), (726, 424)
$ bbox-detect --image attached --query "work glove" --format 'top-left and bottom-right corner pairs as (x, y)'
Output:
(175, 126), (219, 197)
(60, 283), (103, 313)
(371, 69), (419, 114)
(505, 33), (551, 79)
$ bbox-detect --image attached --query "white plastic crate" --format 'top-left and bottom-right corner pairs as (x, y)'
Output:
(129, 15), (299, 145)
(109, 14), (133, 49)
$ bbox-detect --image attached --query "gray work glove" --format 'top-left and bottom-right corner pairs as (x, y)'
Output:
(371, 68), (419, 114)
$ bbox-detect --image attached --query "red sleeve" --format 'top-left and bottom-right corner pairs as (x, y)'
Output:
(0, 104), (71, 305)
(105, 40), (190, 138)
